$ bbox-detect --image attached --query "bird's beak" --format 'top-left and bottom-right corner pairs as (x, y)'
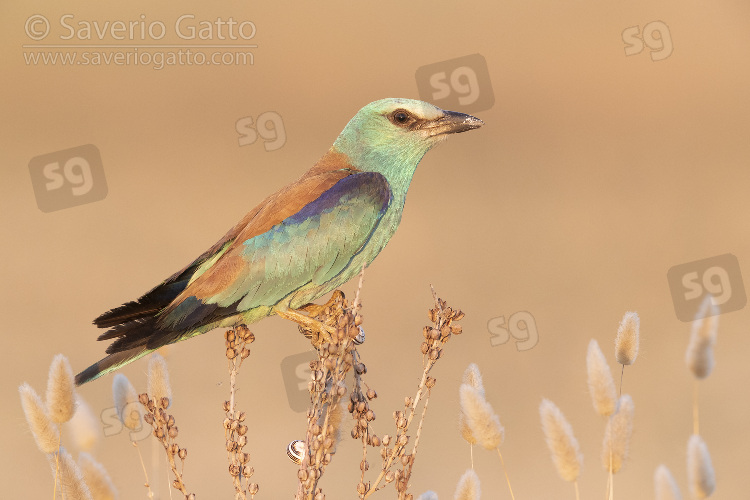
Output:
(424, 110), (484, 137)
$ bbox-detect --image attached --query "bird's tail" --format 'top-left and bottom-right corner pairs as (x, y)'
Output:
(75, 346), (154, 386)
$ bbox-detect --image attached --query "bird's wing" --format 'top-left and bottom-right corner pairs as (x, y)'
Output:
(94, 158), (356, 331)
(101, 170), (391, 354)
(148, 171), (390, 341)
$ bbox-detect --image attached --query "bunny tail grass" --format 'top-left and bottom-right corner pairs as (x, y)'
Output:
(75, 347), (154, 386)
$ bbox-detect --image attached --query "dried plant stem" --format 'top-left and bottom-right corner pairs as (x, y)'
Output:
(365, 357), (436, 498)
(132, 441), (154, 498)
(470, 445), (474, 469)
(496, 448), (516, 500)
(574, 480), (580, 500)
(619, 365), (624, 397)
(140, 393), (192, 498)
(52, 429), (61, 500)
(693, 380), (699, 435)
(222, 325), (257, 500)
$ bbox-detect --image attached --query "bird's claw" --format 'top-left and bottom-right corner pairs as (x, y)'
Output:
(273, 307), (337, 345)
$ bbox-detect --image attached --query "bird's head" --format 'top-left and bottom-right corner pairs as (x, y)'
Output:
(332, 98), (483, 193)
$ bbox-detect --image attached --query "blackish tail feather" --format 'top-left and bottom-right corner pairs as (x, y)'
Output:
(75, 345), (154, 385)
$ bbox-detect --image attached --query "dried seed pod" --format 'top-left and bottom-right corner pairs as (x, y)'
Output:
(386, 470), (395, 482)
(420, 342), (429, 354)
(178, 448), (187, 459)
(223, 400), (231, 411)
(426, 377), (436, 388)
(371, 435), (381, 447)
(357, 482), (367, 494)
(241, 348), (250, 359)
(397, 434), (408, 446)
(405, 397), (413, 407)
(382, 434), (391, 446)
(225, 330), (236, 342)
(241, 452), (251, 464)
(366, 388), (377, 400)
(249, 482), (259, 495)
(138, 393), (149, 405)
(451, 324), (463, 334)
(144, 413), (154, 425)
(360, 460), (369, 471)
(226, 348), (236, 359)
(454, 310), (465, 321)
(244, 466), (255, 477)
(238, 425), (248, 436)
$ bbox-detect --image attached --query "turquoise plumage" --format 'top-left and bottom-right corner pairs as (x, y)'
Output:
(75, 98), (483, 385)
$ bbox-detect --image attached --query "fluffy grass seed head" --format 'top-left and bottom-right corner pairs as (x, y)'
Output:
(458, 412), (477, 446)
(112, 374), (142, 431)
(79, 452), (118, 500)
(654, 464), (682, 500)
(459, 383), (504, 450)
(67, 396), (99, 452)
(601, 394), (635, 473)
(686, 296), (719, 379)
(586, 339), (617, 417)
(687, 434), (716, 499)
(462, 363), (485, 397)
(47, 354), (77, 423)
(453, 469), (481, 500)
(50, 447), (93, 500)
(417, 491), (439, 500)
(615, 312), (640, 365)
(19, 382), (60, 453)
(147, 353), (172, 408)
(539, 398), (583, 482)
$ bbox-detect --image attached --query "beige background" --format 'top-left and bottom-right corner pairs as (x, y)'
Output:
(2, 0), (749, 498)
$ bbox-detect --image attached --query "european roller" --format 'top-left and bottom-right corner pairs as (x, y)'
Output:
(75, 98), (483, 385)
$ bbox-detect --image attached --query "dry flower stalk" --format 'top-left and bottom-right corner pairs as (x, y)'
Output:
(586, 339), (617, 417)
(654, 464), (682, 500)
(79, 452), (118, 500)
(293, 289), (362, 500)
(363, 287), (464, 500)
(687, 434), (715, 499)
(223, 324), (259, 499)
(19, 382), (60, 454)
(140, 356), (193, 499)
(539, 398), (582, 490)
(49, 447), (93, 500)
(615, 312), (640, 367)
(47, 354), (78, 424)
(453, 469), (480, 500)
(68, 397), (99, 452)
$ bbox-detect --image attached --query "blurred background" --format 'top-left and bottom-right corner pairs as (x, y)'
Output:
(2, 0), (749, 498)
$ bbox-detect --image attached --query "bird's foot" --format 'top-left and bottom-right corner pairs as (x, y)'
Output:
(274, 306), (337, 346)
(275, 291), (348, 346)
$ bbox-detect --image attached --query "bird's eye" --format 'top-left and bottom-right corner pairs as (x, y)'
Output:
(389, 110), (413, 126)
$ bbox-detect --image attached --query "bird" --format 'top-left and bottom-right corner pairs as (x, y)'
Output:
(75, 98), (483, 385)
